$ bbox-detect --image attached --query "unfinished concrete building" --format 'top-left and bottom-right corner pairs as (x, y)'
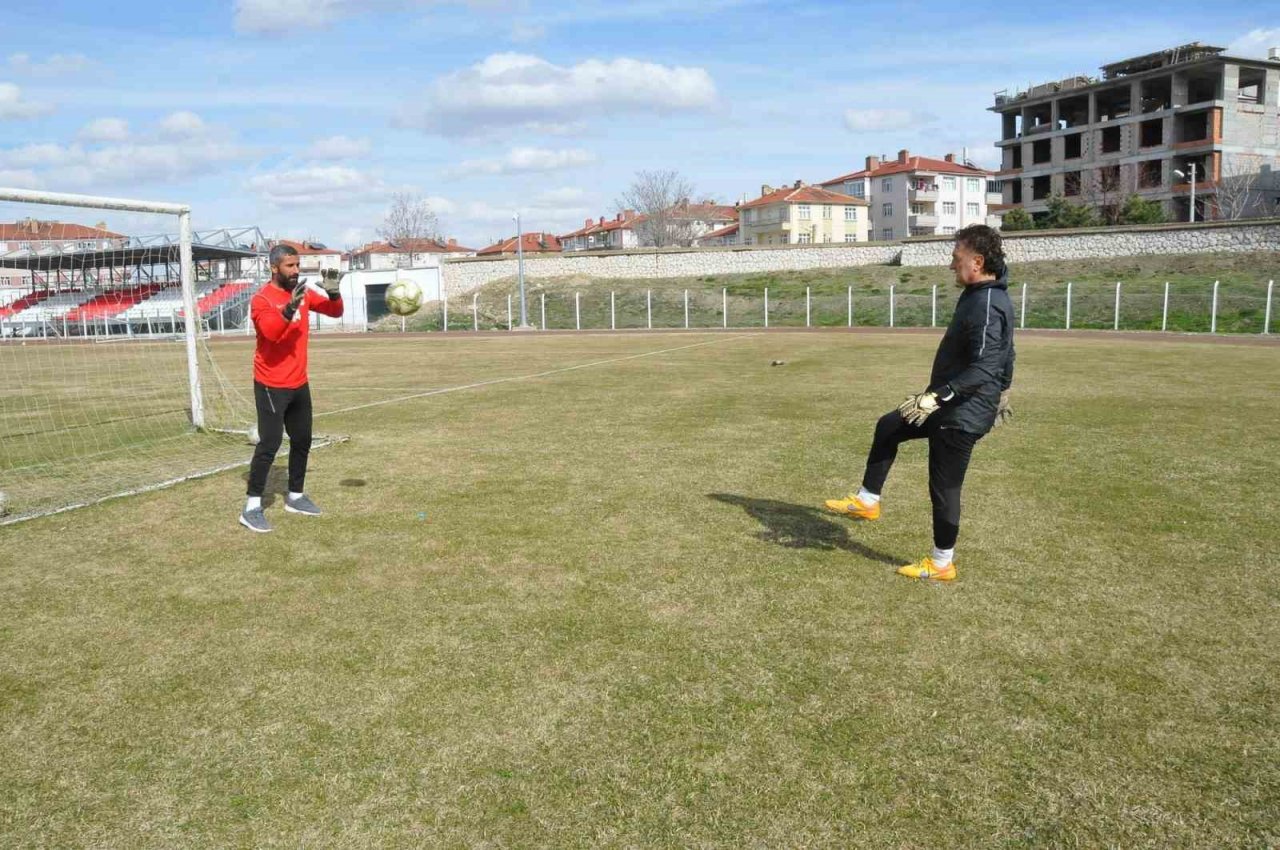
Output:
(991, 43), (1280, 223)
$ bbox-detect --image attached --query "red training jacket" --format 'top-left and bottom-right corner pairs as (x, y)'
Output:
(250, 281), (344, 388)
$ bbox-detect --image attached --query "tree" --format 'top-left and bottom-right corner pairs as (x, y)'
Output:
(1041, 194), (1100, 229)
(1117, 194), (1166, 225)
(1000, 207), (1035, 231)
(616, 169), (697, 247)
(1214, 155), (1265, 221)
(378, 192), (440, 248)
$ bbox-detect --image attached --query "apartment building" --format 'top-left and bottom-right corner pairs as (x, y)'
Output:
(349, 238), (475, 270)
(738, 182), (868, 245)
(991, 42), (1280, 221)
(820, 151), (1002, 240)
(561, 211), (642, 252)
(0, 219), (127, 287)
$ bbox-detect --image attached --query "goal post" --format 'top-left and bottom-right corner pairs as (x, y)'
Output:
(0, 188), (262, 523)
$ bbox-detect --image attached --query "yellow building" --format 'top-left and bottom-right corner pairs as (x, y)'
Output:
(738, 181), (870, 246)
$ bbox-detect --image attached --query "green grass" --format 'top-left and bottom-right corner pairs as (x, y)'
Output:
(390, 251), (1280, 334)
(2, 331), (1278, 847)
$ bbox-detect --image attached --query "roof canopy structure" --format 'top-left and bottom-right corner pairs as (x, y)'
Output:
(0, 226), (266, 273)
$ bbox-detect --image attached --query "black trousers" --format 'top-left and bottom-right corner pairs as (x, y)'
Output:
(861, 410), (980, 550)
(247, 381), (313, 498)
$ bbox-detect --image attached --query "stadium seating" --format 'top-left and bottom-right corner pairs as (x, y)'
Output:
(0, 290), (55, 318)
(64, 285), (166, 322)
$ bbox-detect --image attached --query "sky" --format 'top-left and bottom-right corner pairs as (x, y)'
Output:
(0, 1), (1275, 250)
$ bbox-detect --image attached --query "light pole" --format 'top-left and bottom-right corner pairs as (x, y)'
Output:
(1174, 163), (1197, 222)
(513, 212), (531, 329)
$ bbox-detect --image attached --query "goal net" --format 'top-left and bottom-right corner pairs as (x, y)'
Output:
(0, 189), (264, 524)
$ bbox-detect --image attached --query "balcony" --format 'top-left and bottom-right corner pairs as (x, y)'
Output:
(908, 185), (939, 202)
(908, 213), (938, 229)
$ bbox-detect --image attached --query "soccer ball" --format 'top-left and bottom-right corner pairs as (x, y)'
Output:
(385, 280), (423, 316)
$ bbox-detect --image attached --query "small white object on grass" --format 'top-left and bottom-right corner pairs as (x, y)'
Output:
(770, 360), (787, 366)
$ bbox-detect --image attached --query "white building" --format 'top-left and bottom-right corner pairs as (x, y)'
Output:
(820, 150), (1003, 240)
(349, 238), (476, 270)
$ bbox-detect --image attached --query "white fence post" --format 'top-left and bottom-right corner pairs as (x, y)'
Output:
(805, 286), (810, 328)
(722, 287), (727, 329)
(1065, 282), (1072, 330)
(931, 284), (937, 328)
(575, 291), (580, 331)
(889, 284), (895, 328)
(684, 289), (689, 329)
(1020, 283), (1027, 329)
(540, 292), (546, 330)
(610, 291), (616, 330)
(507, 293), (512, 330)
(1162, 281), (1169, 332)
(847, 285), (853, 327)
(646, 289), (652, 330)
(1265, 280), (1273, 335)
(1210, 280), (1218, 334)
(442, 294), (448, 332)
(764, 287), (769, 328)
(1114, 281), (1121, 331)
(473, 293), (478, 331)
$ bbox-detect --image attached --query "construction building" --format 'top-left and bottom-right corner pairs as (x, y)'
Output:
(991, 42), (1280, 222)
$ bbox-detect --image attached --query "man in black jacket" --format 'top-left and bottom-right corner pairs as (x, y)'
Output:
(824, 224), (1015, 581)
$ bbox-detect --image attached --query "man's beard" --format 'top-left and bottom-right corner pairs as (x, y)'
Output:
(274, 272), (299, 289)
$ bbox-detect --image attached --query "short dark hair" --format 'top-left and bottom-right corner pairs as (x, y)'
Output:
(954, 224), (1006, 278)
(269, 244), (298, 267)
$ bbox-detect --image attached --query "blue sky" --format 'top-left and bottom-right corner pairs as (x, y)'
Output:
(0, 0), (1275, 249)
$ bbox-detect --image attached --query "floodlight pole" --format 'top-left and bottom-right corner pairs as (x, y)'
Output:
(514, 212), (531, 330)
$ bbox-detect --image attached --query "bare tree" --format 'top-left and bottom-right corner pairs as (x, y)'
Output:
(1214, 154), (1267, 221)
(378, 192), (440, 247)
(1083, 163), (1138, 225)
(616, 169), (697, 247)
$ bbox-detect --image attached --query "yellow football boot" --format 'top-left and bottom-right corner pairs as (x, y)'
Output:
(896, 557), (957, 581)
(823, 493), (881, 520)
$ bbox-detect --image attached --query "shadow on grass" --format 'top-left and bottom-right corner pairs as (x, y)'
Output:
(708, 493), (901, 566)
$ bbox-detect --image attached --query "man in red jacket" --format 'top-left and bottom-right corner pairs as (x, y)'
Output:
(240, 244), (344, 533)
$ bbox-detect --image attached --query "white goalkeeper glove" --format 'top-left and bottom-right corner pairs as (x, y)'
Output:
(320, 268), (344, 300)
(897, 390), (941, 427)
(992, 389), (1013, 429)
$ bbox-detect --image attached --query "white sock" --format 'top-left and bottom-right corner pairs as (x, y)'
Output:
(931, 547), (954, 568)
(288, 491), (304, 502)
(857, 487), (881, 505)
(245, 496), (261, 511)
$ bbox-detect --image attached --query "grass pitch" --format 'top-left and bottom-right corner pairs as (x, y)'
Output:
(1, 330), (1277, 847)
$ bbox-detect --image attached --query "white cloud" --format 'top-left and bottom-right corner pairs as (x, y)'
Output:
(0, 169), (41, 189)
(0, 83), (50, 120)
(233, 0), (490, 33)
(305, 135), (372, 160)
(159, 110), (207, 139)
(405, 53), (718, 137)
(8, 52), (90, 77)
(247, 165), (390, 208)
(843, 108), (935, 132)
(510, 22), (546, 43)
(1228, 28), (1280, 58)
(454, 146), (595, 176)
(79, 117), (129, 143)
(0, 134), (252, 188)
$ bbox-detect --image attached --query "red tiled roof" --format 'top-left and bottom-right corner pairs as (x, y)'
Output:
(741, 185), (867, 210)
(353, 238), (475, 255)
(275, 239), (341, 255)
(701, 222), (739, 239)
(0, 220), (123, 241)
(820, 155), (993, 187)
(669, 203), (737, 221)
(477, 232), (563, 256)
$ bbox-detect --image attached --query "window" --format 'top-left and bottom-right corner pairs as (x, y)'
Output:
(910, 204), (926, 215)
(942, 201), (957, 215)
(798, 232), (812, 244)
(798, 205), (811, 220)
(882, 228), (893, 240)
(844, 206), (858, 221)
(78, 241), (95, 249)
(942, 176), (956, 190)
(845, 233), (857, 242)
(882, 203), (893, 217)
(881, 177), (893, 192)
(19, 242), (31, 250)
(851, 182), (865, 198)
(743, 208), (752, 223)
(823, 232), (832, 243)
(943, 226), (956, 234)
(822, 205), (832, 219)
(966, 203), (979, 216)
(966, 178), (980, 192)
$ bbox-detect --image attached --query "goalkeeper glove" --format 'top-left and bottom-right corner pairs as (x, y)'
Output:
(992, 389), (1014, 429)
(320, 268), (344, 300)
(282, 281), (307, 321)
(897, 390), (941, 427)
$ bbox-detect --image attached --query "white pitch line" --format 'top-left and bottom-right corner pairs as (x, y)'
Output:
(315, 333), (759, 419)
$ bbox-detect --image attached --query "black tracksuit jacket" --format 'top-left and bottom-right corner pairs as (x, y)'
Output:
(927, 273), (1016, 435)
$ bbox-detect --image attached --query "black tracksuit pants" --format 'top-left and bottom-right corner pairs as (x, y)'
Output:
(861, 409), (980, 550)
(247, 381), (312, 498)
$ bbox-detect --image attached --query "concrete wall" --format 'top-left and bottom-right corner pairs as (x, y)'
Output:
(442, 218), (1280, 294)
